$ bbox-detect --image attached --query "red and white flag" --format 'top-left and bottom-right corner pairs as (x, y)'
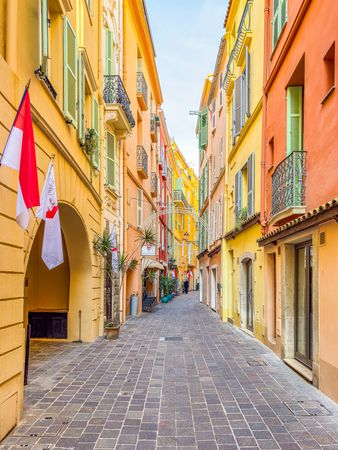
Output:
(1, 87), (40, 229)
(36, 162), (64, 270)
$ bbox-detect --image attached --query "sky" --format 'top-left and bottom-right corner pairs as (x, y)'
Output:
(146, 0), (228, 172)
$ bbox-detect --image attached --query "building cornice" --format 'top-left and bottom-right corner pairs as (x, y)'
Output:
(223, 212), (260, 241)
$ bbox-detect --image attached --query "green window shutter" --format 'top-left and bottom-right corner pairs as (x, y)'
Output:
(234, 172), (239, 222)
(106, 132), (116, 187)
(247, 153), (255, 216)
(200, 108), (208, 147)
(245, 47), (250, 118)
(234, 76), (242, 136)
(78, 52), (85, 144)
(287, 86), (303, 155)
(63, 17), (77, 124)
(272, 0), (279, 48)
(105, 28), (113, 75)
(91, 96), (100, 169)
(281, 0), (287, 28)
(41, 0), (49, 73)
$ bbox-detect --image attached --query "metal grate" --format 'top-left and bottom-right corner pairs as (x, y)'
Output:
(247, 358), (267, 367)
(284, 400), (331, 416)
(160, 336), (183, 341)
(319, 231), (327, 246)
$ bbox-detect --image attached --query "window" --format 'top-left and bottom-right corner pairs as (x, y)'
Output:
(161, 226), (165, 251)
(286, 86), (303, 155)
(40, 0), (49, 74)
(232, 47), (250, 143)
(106, 132), (116, 188)
(105, 28), (116, 76)
(219, 137), (224, 170)
(91, 96), (100, 169)
(63, 17), (77, 124)
(219, 73), (223, 107)
(137, 188), (143, 227)
(272, 0), (287, 49)
(234, 153), (255, 223)
(323, 42), (335, 98)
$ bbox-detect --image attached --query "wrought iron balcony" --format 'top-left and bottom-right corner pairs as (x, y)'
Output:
(173, 189), (188, 208)
(150, 113), (157, 142)
(103, 75), (135, 128)
(271, 151), (306, 225)
(136, 72), (148, 110)
(150, 172), (158, 197)
(224, 0), (253, 91)
(137, 145), (148, 179)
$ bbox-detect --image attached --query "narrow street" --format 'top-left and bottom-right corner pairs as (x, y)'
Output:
(1, 293), (338, 450)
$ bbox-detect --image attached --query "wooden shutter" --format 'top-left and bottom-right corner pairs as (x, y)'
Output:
(91, 96), (100, 169)
(105, 28), (113, 75)
(238, 170), (243, 213)
(247, 153), (255, 216)
(106, 132), (116, 187)
(245, 47), (250, 118)
(234, 172), (239, 222)
(287, 86), (303, 155)
(63, 18), (77, 124)
(137, 189), (143, 227)
(78, 52), (85, 144)
(41, 0), (49, 73)
(234, 76), (242, 137)
(200, 108), (208, 147)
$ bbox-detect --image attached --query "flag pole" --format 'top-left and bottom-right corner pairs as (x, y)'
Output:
(0, 79), (31, 166)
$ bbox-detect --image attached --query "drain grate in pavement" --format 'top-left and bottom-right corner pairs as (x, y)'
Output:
(12, 416), (70, 437)
(159, 336), (183, 341)
(284, 400), (331, 416)
(247, 358), (267, 366)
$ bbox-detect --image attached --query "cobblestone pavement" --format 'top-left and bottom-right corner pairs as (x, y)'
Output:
(2, 292), (338, 450)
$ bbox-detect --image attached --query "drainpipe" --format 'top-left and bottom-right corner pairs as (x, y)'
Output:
(261, 0), (270, 233)
(122, 0), (128, 323)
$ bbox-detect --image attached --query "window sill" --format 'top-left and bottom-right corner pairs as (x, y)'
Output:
(283, 358), (313, 382)
(321, 85), (335, 105)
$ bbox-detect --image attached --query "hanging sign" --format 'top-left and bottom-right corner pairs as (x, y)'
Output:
(141, 245), (156, 256)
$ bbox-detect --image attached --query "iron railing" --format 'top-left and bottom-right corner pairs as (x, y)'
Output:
(137, 72), (148, 107)
(137, 145), (148, 177)
(150, 172), (158, 196)
(103, 75), (135, 128)
(271, 151), (306, 217)
(223, 0), (253, 90)
(173, 189), (188, 208)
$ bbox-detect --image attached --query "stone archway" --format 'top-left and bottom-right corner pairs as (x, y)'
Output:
(24, 203), (93, 342)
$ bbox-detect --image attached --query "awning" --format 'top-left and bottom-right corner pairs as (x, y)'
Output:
(142, 258), (164, 273)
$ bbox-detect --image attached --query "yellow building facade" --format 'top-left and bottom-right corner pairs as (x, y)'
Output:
(0, 0), (104, 439)
(222, 0), (265, 340)
(123, 0), (163, 317)
(172, 141), (198, 291)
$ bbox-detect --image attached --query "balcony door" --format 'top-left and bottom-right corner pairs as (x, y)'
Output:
(295, 242), (313, 368)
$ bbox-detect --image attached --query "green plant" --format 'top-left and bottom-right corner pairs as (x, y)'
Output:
(93, 226), (157, 327)
(235, 207), (248, 229)
(84, 128), (99, 157)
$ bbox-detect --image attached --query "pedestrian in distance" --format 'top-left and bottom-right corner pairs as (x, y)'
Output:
(184, 279), (189, 294)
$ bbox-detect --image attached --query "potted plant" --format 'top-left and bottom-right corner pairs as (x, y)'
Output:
(93, 227), (157, 338)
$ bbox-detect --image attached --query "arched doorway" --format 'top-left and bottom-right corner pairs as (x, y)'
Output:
(24, 203), (93, 342)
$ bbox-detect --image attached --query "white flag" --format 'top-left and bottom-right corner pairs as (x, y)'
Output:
(110, 225), (118, 274)
(36, 162), (64, 270)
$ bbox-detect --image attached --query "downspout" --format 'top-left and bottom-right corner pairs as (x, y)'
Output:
(122, 0), (128, 323)
(261, 0), (270, 233)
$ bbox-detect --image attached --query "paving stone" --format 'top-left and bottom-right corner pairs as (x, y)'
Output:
(1, 293), (338, 450)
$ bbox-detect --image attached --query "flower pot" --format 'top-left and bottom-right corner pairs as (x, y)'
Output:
(105, 325), (120, 340)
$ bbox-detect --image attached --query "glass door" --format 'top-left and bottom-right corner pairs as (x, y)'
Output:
(295, 242), (313, 368)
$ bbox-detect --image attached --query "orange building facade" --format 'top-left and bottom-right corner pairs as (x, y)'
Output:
(259, 0), (338, 401)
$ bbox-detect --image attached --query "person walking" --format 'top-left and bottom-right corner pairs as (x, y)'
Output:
(183, 278), (189, 294)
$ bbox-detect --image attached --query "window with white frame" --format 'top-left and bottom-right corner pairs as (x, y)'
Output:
(137, 188), (143, 227)
(232, 47), (250, 143)
(219, 137), (224, 170)
(219, 72), (223, 107)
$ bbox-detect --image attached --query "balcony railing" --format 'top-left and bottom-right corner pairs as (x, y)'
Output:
(271, 151), (306, 219)
(150, 172), (158, 197)
(137, 145), (148, 179)
(103, 75), (135, 128)
(173, 189), (188, 208)
(136, 72), (148, 110)
(224, 0), (253, 91)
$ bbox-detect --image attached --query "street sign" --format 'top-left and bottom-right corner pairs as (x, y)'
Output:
(141, 245), (156, 256)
